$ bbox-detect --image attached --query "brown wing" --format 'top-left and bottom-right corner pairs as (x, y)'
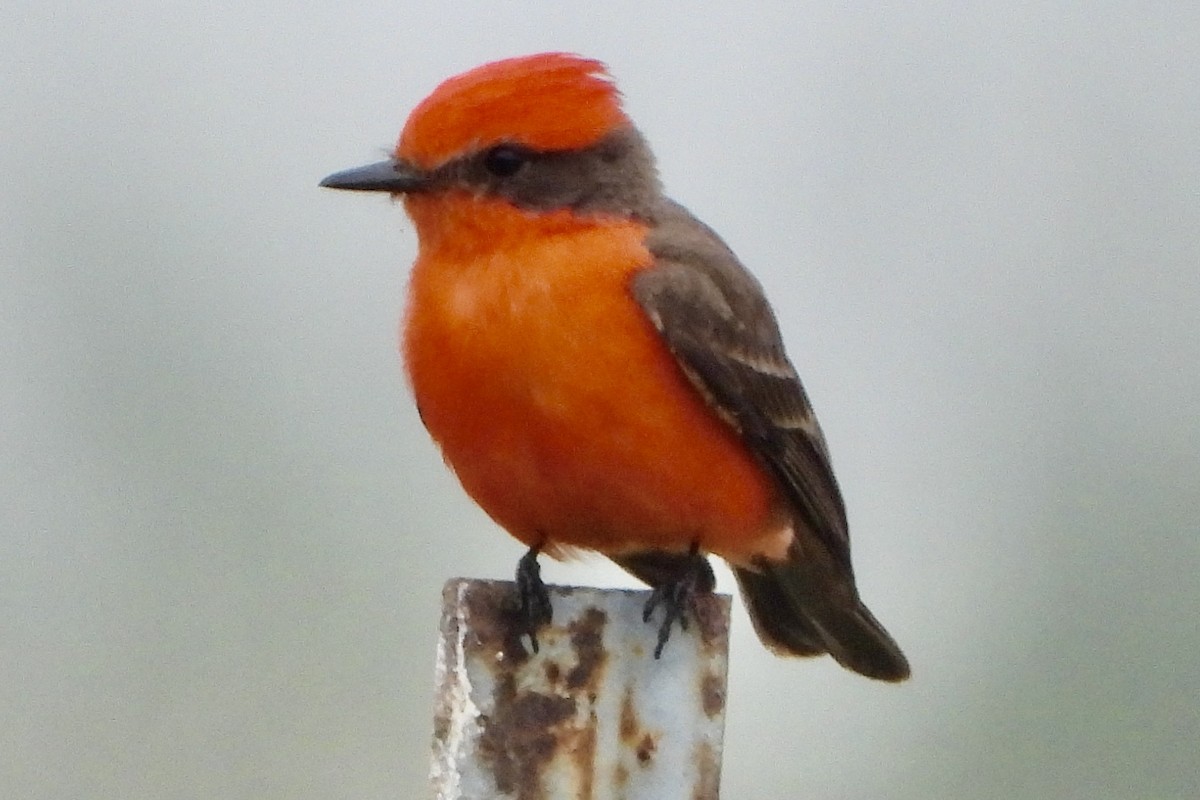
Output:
(630, 199), (852, 572)
(628, 201), (911, 681)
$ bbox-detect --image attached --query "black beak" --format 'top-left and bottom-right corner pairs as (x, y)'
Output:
(319, 159), (429, 193)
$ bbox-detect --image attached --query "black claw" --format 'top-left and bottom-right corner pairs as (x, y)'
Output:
(641, 544), (710, 659)
(515, 546), (552, 654)
(642, 593), (658, 624)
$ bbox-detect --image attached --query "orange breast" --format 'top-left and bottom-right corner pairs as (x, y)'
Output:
(402, 194), (785, 564)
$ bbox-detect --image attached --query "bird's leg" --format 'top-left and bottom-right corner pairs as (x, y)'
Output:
(514, 544), (553, 654)
(641, 542), (712, 659)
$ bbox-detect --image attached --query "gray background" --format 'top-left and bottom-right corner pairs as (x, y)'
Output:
(4, 3), (1198, 798)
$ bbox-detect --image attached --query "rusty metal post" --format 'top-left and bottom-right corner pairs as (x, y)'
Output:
(429, 578), (730, 800)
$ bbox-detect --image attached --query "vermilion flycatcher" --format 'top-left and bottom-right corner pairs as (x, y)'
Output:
(321, 53), (909, 681)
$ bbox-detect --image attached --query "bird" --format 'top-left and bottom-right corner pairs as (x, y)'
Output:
(320, 53), (909, 681)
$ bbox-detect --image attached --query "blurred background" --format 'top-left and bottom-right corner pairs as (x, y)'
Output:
(3, 3), (1198, 798)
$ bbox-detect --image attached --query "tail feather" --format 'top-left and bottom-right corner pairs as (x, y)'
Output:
(732, 567), (824, 656)
(612, 545), (909, 681)
(735, 545), (910, 682)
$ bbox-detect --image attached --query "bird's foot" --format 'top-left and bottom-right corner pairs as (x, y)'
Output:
(514, 546), (552, 654)
(641, 544), (710, 659)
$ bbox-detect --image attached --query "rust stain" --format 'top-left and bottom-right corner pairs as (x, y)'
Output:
(700, 670), (725, 719)
(565, 606), (607, 690)
(692, 739), (721, 800)
(460, 581), (572, 800)
(431, 709), (450, 748)
(459, 579), (537, 665)
(619, 686), (638, 741)
(576, 707), (598, 800)
(613, 761), (629, 789)
(462, 583), (617, 800)
(619, 684), (659, 768)
(564, 607), (608, 800)
(477, 672), (575, 800)
(432, 581), (466, 755)
(691, 592), (731, 652)
(635, 732), (657, 766)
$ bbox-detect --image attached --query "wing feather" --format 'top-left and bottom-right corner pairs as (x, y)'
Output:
(631, 200), (853, 570)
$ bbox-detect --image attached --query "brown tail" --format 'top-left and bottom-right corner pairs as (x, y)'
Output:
(733, 544), (910, 682)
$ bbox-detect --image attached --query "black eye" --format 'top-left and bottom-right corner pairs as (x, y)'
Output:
(483, 145), (529, 177)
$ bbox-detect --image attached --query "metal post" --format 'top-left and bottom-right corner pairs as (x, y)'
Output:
(430, 579), (730, 800)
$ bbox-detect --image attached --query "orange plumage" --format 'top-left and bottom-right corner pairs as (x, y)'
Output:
(402, 194), (788, 564)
